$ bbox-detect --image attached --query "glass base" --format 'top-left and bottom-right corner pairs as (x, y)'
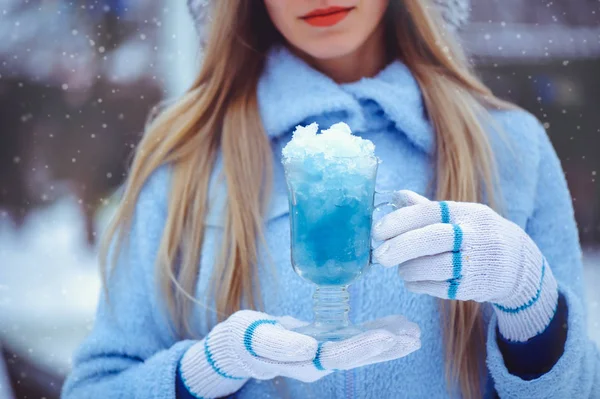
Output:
(293, 323), (363, 342)
(297, 285), (363, 342)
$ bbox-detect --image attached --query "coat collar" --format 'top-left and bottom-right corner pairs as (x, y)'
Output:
(257, 45), (435, 154)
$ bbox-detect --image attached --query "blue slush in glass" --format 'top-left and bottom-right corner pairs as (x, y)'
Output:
(282, 122), (383, 341)
(285, 155), (377, 286)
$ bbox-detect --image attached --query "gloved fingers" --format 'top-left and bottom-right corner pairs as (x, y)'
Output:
(391, 190), (432, 207)
(372, 201), (447, 242)
(373, 223), (458, 267)
(355, 315), (421, 367)
(397, 252), (462, 282)
(404, 280), (452, 300)
(275, 329), (420, 381)
(274, 315), (311, 330)
(360, 315), (421, 340)
(318, 329), (397, 370)
(278, 330), (420, 381)
(354, 333), (421, 368)
(245, 320), (318, 362)
(262, 318), (420, 380)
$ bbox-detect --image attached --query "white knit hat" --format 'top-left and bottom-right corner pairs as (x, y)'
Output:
(188, 0), (471, 40)
(431, 0), (471, 30)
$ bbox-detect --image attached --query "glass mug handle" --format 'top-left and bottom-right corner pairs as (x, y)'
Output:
(371, 190), (398, 259)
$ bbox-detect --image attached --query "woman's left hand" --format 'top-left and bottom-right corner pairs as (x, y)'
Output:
(372, 190), (559, 342)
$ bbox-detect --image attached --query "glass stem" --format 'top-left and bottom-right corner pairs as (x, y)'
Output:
(313, 286), (350, 329)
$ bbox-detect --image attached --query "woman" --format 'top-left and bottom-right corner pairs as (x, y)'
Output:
(62, 1), (599, 398)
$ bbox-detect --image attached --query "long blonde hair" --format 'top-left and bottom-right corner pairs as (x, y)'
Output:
(102, 1), (512, 397)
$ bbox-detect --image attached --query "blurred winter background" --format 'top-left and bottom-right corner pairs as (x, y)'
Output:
(0, 1), (598, 398)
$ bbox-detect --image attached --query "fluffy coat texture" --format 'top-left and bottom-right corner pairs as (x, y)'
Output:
(62, 46), (599, 398)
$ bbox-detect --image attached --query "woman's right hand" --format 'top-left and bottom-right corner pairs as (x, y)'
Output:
(179, 310), (421, 398)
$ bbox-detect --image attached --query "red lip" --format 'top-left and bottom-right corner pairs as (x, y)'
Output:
(301, 6), (354, 27)
(302, 6), (353, 18)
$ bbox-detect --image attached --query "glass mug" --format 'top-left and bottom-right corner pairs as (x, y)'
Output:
(283, 154), (396, 341)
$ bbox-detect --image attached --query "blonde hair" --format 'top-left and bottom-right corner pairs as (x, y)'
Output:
(102, 1), (513, 397)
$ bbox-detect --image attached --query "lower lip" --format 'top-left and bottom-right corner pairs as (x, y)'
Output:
(302, 9), (352, 27)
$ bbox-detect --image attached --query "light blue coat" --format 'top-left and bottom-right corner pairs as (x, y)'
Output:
(62, 46), (599, 398)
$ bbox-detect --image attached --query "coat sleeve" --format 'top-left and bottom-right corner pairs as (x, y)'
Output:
(486, 114), (600, 398)
(61, 167), (197, 399)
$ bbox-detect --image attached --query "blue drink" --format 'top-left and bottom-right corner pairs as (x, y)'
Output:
(282, 122), (385, 341)
(285, 156), (378, 286)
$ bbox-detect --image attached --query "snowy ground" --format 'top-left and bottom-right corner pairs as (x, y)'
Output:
(0, 198), (599, 375)
(0, 197), (104, 376)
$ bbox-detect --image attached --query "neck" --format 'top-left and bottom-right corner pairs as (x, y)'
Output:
(296, 23), (389, 84)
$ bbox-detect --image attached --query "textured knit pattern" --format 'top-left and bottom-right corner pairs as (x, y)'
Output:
(62, 46), (599, 399)
(178, 311), (419, 398)
(372, 190), (559, 342)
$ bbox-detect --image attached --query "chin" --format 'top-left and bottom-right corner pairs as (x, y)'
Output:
(297, 36), (363, 60)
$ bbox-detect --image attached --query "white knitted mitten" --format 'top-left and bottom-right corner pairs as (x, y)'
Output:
(372, 190), (558, 343)
(180, 310), (420, 398)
